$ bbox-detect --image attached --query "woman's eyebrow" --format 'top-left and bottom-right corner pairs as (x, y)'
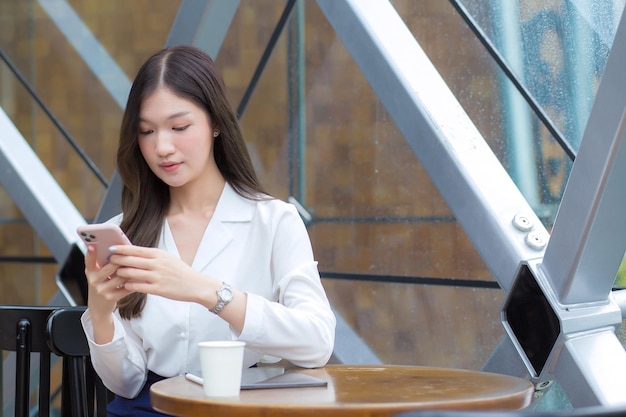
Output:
(166, 111), (191, 120)
(139, 111), (191, 123)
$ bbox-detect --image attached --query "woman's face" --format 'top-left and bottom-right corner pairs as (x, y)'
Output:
(137, 86), (218, 189)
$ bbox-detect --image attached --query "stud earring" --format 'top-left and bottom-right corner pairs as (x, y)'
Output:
(213, 131), (219, 138)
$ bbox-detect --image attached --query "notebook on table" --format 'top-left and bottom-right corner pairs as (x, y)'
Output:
(240, 367), (327, 390)
(186, 367), (328, 390)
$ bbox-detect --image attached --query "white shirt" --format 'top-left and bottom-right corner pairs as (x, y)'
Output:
(81, 184), (336, 398)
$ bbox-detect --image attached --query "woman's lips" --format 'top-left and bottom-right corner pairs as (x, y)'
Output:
(160, 162), (181, 172)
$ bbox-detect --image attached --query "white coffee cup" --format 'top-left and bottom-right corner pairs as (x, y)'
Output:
(198, 340), (246, 397)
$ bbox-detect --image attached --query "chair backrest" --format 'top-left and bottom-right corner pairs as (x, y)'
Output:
(0, 305), (108, 417)
(46, 306), (110, 417)
(0, 305), (57, 417)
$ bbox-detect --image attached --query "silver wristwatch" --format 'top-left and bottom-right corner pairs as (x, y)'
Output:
(210, 282), (233, 315)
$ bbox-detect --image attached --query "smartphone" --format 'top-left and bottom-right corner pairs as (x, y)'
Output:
(76, 223), (132, 266)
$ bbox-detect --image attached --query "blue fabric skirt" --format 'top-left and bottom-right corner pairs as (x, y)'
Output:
(107, 371), (171, 417)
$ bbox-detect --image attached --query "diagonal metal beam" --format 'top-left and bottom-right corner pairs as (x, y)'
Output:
(317, 0), (626, 407)
(38, 0), (132, 108)
(518, 5), (626, 407)
(541, 6), (626, 306)
(315, 0), (548, 378)
(315, 0), (547, 294)
(0, 107), (79, 416)
(166, 0), (240, 58)
(332, 308), (381, 364)
(0, 108), (85, 263)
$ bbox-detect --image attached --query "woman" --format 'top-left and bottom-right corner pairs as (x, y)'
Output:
(81, 45), (336, 416)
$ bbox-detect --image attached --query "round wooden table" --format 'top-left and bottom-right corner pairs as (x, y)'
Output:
(150, 365), (535, 417)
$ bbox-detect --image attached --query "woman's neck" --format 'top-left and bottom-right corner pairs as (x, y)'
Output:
(168, 173), (226, 218)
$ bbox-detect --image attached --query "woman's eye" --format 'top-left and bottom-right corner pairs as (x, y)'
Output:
(138, 129), (153, 135)
(173, 125), (190, 132)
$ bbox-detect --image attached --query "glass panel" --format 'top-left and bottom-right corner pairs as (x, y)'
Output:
(230, 0), (501, 369)
(0, 0), (179, 307)
(0, 189), (57, 305)
(392, 1), (625, 225)
(0, 0), (179, 217)
(67, 0), (180, 79)
(222, 1), (292, 197)
(0, 0), (493, 402)
(219, 0), (291, 110)
(0, 82), (109, 219)
(324, 279), (503, 369)
(8, 0), (623, 403)
(447, 0), (625, 152)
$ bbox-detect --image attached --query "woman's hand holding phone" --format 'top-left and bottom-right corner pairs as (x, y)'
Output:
(77, 223), (133, 342)
(78, 223), (217, 312)
(77, 223), (132, 267)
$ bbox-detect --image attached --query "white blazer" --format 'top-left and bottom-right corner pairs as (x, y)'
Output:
(82, 183), (336, 398)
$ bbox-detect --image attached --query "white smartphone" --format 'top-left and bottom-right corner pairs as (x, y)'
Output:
(76, 223), (132, 266)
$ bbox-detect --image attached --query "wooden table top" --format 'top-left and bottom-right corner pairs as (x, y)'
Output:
(150, 364), (535, 417)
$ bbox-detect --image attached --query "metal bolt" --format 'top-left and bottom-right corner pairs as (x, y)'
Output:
(512, 214), (534, 232)
(526, 231), (547, 250)
(535, 380), (553, 391)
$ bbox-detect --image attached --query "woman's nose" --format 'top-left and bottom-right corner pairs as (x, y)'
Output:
(154, 132), (175, 156)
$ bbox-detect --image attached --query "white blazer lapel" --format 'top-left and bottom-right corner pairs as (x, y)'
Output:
(192, 183), (254, 271)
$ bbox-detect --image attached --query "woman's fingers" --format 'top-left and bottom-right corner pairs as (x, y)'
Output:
(84, 246), (98, 270)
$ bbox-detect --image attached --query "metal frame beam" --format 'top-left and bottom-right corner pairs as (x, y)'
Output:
(315, 0), (546, 294)
(0, 108), (85, 264)
(541, 8), (626, 306)
(166, 0), (240, 58)
(317, 0), (626, 408)
(529, 5), (626, 406)
(316, 0), (548, 378)
(12, 0), (626, 408)
(0, 109), (75, 416)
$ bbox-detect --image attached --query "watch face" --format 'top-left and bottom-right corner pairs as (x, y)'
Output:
(218, 286), (233, 303)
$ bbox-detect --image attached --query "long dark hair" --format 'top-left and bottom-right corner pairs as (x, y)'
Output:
(116, 45), (266, 319)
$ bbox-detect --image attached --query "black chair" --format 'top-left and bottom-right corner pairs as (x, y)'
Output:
(0, 305), (57, 417)
(0, 305), (109, 417)
(46, 306), (109, 417)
